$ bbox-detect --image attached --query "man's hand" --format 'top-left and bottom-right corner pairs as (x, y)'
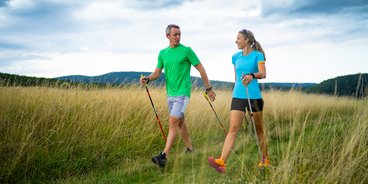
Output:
(205, 88), (216, 101)
(140, 75), (149, 85)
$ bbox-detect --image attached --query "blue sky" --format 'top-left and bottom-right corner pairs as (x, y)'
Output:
(0, 0), (367, 83)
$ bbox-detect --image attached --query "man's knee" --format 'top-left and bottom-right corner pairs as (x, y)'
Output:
(169, 116), (184, 125)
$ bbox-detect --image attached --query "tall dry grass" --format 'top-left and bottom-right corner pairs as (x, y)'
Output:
(263, 90), (367, 183)
(0, 86), (164, 182)
(0, 86), (367, 183)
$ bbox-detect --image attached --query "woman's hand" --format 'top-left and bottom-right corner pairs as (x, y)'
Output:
(241, 74), (254, 86)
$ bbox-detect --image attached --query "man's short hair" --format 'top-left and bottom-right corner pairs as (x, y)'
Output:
(166, 24), (180, 35)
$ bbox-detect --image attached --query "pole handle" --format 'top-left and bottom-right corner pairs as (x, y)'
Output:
(203, 92), (211, 102)
(140, 74), (148, 86)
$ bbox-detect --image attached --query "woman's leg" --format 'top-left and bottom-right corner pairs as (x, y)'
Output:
(253, 111), (268, 159)
(220, 110), (244, 162)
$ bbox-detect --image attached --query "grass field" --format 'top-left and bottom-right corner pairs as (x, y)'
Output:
(0, 86), (367, 183)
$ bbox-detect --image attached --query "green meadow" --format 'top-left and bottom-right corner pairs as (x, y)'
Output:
(0, 86), (367, 183)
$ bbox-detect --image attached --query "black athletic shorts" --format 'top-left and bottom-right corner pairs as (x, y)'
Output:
(231, 98), (264, 112)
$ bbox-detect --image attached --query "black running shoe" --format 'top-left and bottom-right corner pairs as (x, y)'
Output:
(151, 152), (167, 168)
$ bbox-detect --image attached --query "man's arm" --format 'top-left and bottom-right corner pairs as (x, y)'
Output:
(194, 63), (211, 89)
(140, 68), (162, 85)
(148, 68), (163, 81)
(194, 63), (216, 101)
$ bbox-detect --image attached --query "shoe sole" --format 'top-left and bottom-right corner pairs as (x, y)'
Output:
(207, 157), (225, 174)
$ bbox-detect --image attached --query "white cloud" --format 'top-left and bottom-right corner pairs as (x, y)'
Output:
(0, 0), (367, 83)
(74, 2), (130, 23)
(3, 51), (157, 78)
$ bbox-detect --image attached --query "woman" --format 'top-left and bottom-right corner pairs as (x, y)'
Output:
(208, 28), (269, 174)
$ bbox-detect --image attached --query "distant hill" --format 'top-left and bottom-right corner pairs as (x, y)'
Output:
(7, 71), (368, 97)
(0, 72), (106, 88)
(2, 71), (366, 97)
(56, 72), (163, 86)
(0, 72), (61, 86)
(1, 71), (316, 90)
(56, 71), (233, 88)
(305, 73), (367, 98)
(55, 71), (316, 90)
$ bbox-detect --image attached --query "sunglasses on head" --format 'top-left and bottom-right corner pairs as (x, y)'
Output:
(239, 29), (247, 35)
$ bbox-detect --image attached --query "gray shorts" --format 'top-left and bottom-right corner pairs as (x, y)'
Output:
(167, 96), (189, 118)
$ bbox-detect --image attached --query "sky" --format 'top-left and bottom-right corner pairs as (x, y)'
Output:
(0, 0), (367, 83)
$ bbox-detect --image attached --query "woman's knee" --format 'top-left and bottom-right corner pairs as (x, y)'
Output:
(228, 124), (241, 134)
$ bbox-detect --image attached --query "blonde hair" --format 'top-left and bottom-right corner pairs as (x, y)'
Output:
(239, 29), (266, 61)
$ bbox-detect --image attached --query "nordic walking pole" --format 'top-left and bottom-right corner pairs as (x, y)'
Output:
(245, 86), (263, 162)
(243, 112), (254, 137)
(141, 75), (167, 142)
(204, 92), (227, 135)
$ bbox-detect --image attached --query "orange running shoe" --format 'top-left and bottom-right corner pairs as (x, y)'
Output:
(208, 156), (226, 174)
(258, 157), (270, 168)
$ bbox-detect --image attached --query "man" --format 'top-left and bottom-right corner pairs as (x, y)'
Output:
(140, 24), (216, 168)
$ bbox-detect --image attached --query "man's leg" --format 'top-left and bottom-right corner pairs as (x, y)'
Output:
(178, 117), (193, 151)
(152, 115), (181, 167)
(163, 116), (181, 156)
(152, 96), (189, 167)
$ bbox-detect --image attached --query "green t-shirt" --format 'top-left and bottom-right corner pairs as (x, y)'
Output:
(157, 44), (200, 97)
